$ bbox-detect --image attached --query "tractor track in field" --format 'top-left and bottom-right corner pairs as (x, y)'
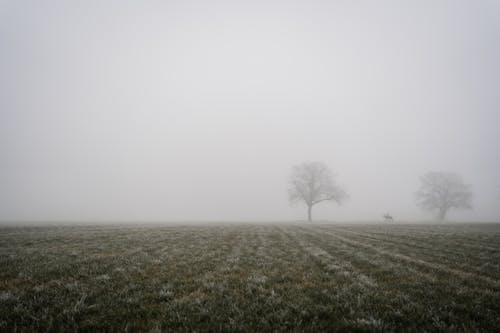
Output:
(305, 226), (500, 289)
(319, 226), (500, 279)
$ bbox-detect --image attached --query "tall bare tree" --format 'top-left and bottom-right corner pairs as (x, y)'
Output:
(415, 171), (473, 221)
(288, 162), (347, 222)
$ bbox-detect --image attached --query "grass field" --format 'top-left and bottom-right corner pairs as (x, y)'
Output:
(1, 223), (499, 332)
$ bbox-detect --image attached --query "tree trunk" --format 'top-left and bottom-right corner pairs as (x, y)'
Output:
(438, 207), (447, 222)
(307, 205), (312, 222)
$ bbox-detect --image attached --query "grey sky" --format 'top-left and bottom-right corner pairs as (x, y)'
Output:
(1, 0), (499, 222)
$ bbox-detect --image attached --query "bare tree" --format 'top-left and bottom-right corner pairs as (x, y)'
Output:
(288, 162), (347, 222)
(415, 172), (473, 221)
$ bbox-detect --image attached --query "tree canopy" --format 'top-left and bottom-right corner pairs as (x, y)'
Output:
(288, 162), (347, 221)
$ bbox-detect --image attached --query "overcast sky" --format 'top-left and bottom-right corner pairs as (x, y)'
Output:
(1, 0), (499, 222)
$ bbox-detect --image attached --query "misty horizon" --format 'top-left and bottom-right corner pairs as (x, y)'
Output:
(1, 0), (500, 222)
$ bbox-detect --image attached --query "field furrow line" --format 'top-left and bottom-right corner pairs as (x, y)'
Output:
(311, 227), (500, 289)
(294, 226), (445, 290)
(352, 226), (500, 250)
(337, 226), (500, 257)
(278, 226), (377, 289)
(355, 229), (500, 253)
(322, 226), (500, 278)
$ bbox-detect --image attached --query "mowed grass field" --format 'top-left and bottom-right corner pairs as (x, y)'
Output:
(1, 223), (499, 332)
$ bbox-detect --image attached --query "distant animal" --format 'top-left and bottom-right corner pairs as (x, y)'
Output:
(383, 213), (393, 222)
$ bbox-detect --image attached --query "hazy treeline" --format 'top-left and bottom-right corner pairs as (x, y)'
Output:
(289, 162), (474, 222)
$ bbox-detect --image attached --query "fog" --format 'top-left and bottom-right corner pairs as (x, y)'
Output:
(1, 0), (499, 222)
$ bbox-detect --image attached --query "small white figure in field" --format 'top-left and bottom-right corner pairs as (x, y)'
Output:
(383, 213), (393, 222)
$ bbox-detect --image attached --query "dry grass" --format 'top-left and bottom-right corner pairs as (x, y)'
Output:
(0, 223), (499, 332)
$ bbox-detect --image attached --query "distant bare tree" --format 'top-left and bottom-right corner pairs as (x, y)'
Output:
(415, 172), (473, 221)
(288, 162), (347, 222)
(383, 213), (393, 222)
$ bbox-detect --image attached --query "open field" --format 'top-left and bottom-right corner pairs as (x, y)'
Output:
(1, 223), (499, 332)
